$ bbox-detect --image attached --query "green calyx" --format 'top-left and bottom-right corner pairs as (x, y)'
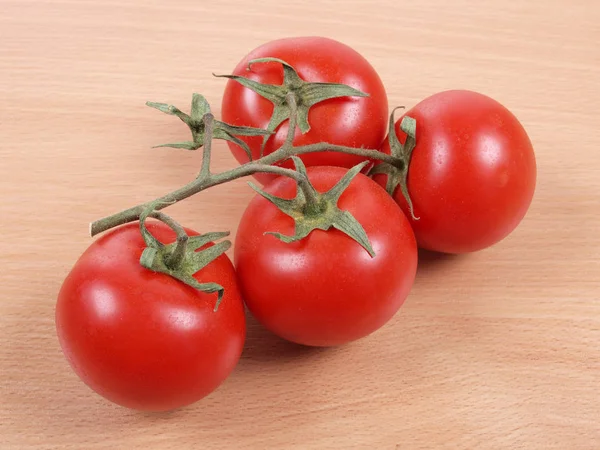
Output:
(214, 57), (369, 155)
(146, 93), (271, 161)
(138, 203), (231, 311)
(248, 156), (375, 257)
(369, 107), (419, 220)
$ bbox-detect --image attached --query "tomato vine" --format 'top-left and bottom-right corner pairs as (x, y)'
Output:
(90, 81), (413, 298)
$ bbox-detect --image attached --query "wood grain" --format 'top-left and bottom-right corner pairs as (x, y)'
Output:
(1, 1), (599, 448)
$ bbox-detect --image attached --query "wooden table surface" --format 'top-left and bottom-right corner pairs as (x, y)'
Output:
(1, 1), (599, 449)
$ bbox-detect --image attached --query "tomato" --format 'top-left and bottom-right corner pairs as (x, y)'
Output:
(234, 166), (417, 347)
(221, 36), (388, 185)
(375, 90), (537, 254)
(55, 222), (246, 411)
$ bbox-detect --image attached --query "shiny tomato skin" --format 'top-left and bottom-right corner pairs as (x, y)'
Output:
(235, 166), (418, 347)
(221, 36), (388, 185)
(55, 222), (246, 412)
(375, 90), (537, 254)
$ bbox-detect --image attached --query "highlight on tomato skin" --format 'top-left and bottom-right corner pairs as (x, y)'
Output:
(234, 166), (418, 348)
(221, 36), (389, 185)
(55, 222), (246, 412)
(374, 89), (537, 254)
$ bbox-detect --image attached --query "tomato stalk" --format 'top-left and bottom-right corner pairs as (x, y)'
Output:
(146, 207), (188, 269)
(276, 95), (320, 208)
(248, 156), (375, 257)
(214, 57), (369, 156)
(90, 93), (402, 237)
(89, 91), (410, 295)
(137, 202), (233, 309)
(368, 107), (419, 220)
(199, 113), (214, 178)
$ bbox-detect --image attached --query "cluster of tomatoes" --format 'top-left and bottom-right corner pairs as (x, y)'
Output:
(55, 37), (536, 412)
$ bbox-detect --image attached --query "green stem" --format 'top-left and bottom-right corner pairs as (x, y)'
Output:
(89, 164), (306, 237)
(199, 113), (214, 178)
(164, 229), (188, 269)
(148, 210), (184, 237)
(145, 210), (188, 269)
(282, 93), (298, 151)
(281, 94), (320, 208)
(89, 100), (406, 237)
(264, 143), (403, 168)
(90, 181), (207, 237)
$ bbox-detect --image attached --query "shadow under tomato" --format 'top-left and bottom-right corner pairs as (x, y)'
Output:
(416, 247), (463, 275)
(239, 310), (329, 365)
(137, 407), (189, 419)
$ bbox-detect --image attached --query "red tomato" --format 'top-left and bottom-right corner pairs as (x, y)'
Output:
(55, 222), (245, 411)
(235, 166), (417, 347)
(221, 36), (388, 185)
(375, 90), (537, 254)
